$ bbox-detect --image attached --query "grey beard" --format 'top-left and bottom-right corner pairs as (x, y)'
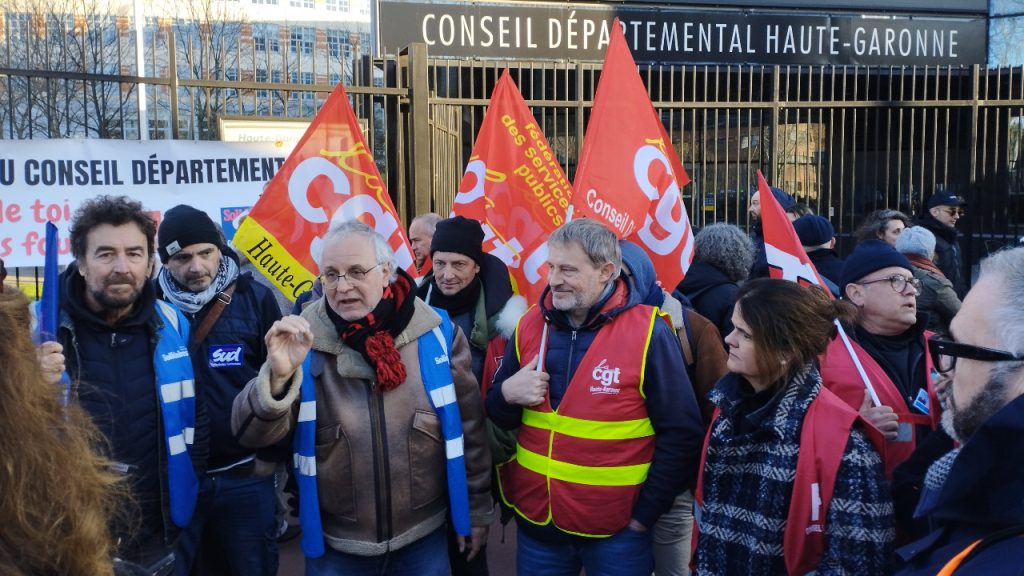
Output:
(941, 364), (1016, 442)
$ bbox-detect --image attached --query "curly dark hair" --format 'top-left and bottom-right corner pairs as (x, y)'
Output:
(69, 195), (157, 260)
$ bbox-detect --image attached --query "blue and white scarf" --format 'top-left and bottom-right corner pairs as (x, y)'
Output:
(294, 308), (470, 558)
(152, 300), (200, 528)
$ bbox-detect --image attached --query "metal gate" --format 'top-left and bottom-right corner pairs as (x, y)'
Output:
(414, 58), (1024, 264)
(5, 28), (1024, 291)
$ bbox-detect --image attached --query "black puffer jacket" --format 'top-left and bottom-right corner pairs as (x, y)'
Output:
(158, 271), (282, 470)
(58, 265), (207, 559)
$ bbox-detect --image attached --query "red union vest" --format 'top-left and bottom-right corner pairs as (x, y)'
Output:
(819, 332), (940, 477)
(694, 386), (885, 575)
(497, 304), (659, 537)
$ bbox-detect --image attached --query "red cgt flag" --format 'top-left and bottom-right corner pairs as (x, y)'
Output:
(756, 170), (832, 291)
(233, 83), (416, 301)
(452, 69), (571, 303)
(571, 19), (694, 290)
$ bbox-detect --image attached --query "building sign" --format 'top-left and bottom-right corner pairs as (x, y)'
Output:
(377, 1), (987, 66)
(612, 0), (987, 16)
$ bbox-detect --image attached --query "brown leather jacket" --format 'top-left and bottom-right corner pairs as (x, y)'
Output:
(232, 297), (493, 556)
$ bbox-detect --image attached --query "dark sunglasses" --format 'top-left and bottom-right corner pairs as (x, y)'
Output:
(928, 335), (1024, 374)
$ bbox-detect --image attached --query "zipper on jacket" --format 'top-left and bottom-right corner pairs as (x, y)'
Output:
(367, 381), (393, 544)
(565, 330), (578, 385)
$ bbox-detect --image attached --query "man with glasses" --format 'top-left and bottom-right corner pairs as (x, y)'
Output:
(232, 220), (493, 575)
(916, 191), (968, 298)
(821, 239), (953, 538)
(896, 246), (1024, 574)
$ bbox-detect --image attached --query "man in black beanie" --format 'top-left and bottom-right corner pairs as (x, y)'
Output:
(416, 215), (526, 576)
(156, 204), (284, 576)
(820, 239), (952, 541)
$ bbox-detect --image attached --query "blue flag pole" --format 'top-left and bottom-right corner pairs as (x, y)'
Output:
(37, 221), (60, 343)
(36, 221), (70, 404)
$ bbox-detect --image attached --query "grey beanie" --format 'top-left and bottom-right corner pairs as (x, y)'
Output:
(895, 226), (936, 258)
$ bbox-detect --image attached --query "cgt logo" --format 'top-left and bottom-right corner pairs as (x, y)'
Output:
(209, 344), (244, 368)
(589, 359), (622, 395)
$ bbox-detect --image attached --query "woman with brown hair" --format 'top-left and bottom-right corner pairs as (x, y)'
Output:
(855, 209), (912, 247)
(694, 279), (895, 575)
(0, 290), (125, 575)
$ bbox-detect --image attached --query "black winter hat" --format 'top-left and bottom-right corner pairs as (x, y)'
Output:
(839, 239), (913, 297)
(793, 215), (834, 247)
(157, 204), (223, 263)
(430, 216), (485, 264)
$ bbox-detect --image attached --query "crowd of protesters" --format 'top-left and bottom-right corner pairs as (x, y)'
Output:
(2, 187), (1022, 576)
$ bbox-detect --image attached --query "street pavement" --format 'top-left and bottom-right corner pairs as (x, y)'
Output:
(276, 514), (518, 575)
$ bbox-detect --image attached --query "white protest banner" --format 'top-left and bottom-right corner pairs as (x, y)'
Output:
(0, 139), (295, 267)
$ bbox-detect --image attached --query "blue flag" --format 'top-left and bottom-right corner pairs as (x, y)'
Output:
(37, 221), (60, 343)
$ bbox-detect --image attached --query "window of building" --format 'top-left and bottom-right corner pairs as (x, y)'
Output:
(254, 24), (280, 52)
(326, 0), (350, 11)
(290, 26), (314, 54)
(327, 29), (352, 59)
(252, 0), (278, 5)
(289, 0), (314, 7)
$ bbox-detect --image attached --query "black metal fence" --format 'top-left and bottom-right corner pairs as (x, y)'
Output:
(4, 17), (1024, 295)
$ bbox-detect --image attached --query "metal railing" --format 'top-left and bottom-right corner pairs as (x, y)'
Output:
(4, 18), (1024, 292)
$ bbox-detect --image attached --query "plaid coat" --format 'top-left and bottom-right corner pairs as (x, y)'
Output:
(696, 366), (895, 575)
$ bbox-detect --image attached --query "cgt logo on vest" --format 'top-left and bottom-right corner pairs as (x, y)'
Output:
(209, 344), (244, 368)
(589, 359), (622, 395)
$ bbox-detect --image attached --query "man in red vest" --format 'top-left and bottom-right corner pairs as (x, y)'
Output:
(822, 239), (952, 537)
(486, 218), (704, 576)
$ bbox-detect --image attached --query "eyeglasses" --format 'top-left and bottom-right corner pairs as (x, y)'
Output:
(940, 207), (965, 217)
(320, 264), (378, 288)
(928, 335), (1024, 374)
(856, 274), (921, 295)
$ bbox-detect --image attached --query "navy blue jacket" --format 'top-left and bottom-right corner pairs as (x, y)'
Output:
(158, 272), (282, 470)
(897, 394), (1024, 575)
(808, 248), (844, 290)
(487, 278), (704, 539)
(676, 260), (739, 340)
(58, 265), (208, 554)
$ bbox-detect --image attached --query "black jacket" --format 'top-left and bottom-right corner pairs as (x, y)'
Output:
(916, 213), (967, 298)
(808, 248), (844, 291)
(677, 261), (740, 339)
(157, 272), (282, 470)
(897, 394), (1024, 575)
(58, 265), (208, 559)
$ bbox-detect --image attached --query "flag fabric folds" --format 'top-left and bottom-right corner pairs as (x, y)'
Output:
(451, 69), (571, 302)
(233, 83), (416, 301)
(571, 18), (695, 290)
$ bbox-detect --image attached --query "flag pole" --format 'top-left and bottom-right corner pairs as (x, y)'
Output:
(834, 321), (882, 407)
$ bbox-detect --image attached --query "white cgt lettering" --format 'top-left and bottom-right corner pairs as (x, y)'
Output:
(633, 145), (690, 262)
(455, 159), (487, 205)
(287, 157), (413, 272)
(288, 157), (350, 224)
